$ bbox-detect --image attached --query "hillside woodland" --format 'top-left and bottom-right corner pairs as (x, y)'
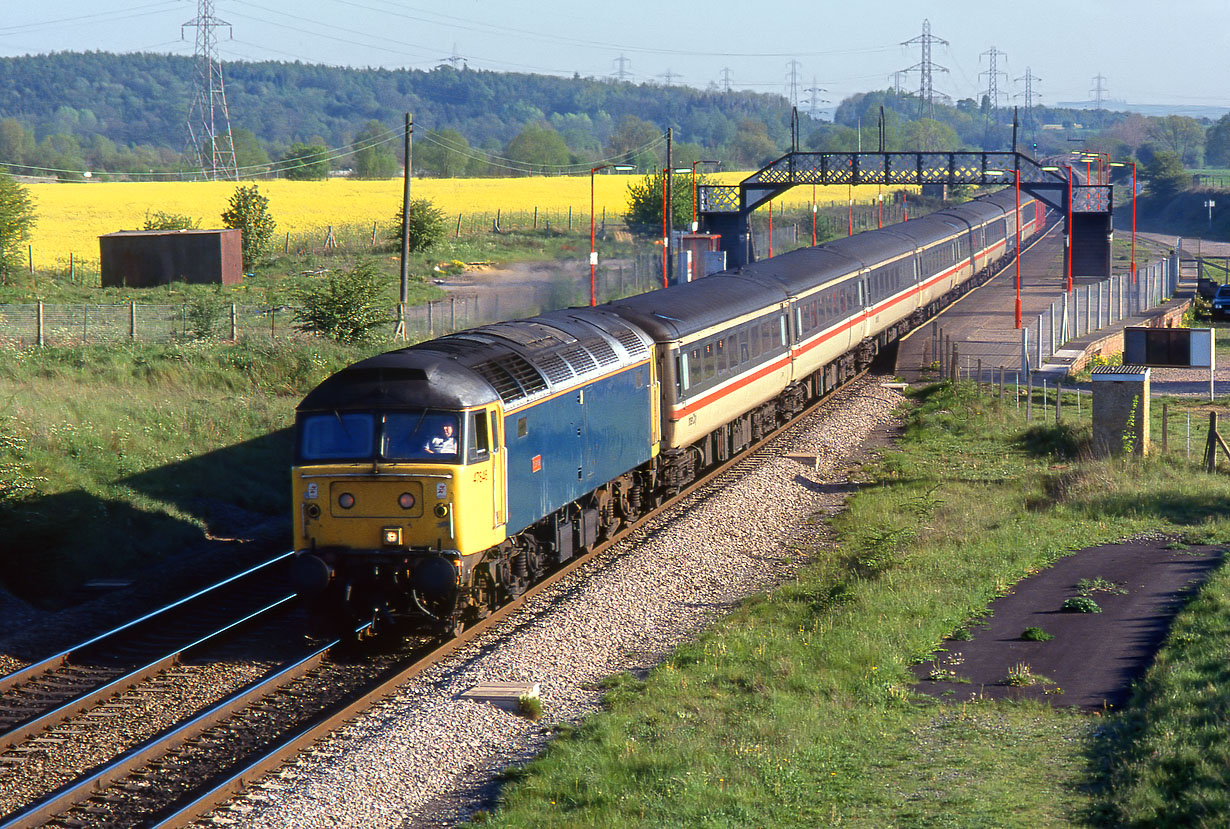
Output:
(1, 52), (1229, 182)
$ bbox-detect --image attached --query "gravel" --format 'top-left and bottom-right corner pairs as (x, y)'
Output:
(214, 375), (906, 829)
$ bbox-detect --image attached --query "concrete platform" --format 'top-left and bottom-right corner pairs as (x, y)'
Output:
(895, 220), (1189, 385)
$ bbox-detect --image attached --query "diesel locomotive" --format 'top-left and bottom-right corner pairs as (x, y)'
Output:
(291, 187), (1047, 635)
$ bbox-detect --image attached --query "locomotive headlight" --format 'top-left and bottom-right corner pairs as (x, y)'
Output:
(338, 492), (355, 509)
(381, 527), (403, 546)
(433, 503), (449, 518)
(398, 492), (416, 510)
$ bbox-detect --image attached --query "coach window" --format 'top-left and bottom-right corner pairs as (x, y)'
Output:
(739, 330), (750, 363)
(701, 342), (716, 379)
(676, 352), (690, 392)
(715, 338), (728, 374)
(688, 347), (703, 384)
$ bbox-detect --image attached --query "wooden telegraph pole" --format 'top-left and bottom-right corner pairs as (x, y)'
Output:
(395, 112), (413, 340)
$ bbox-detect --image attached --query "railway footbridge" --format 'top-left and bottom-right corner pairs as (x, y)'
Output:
(698, 151), (1112, 278)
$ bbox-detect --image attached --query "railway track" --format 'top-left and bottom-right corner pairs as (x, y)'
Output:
(0, 366), (875, 829)
(0, 553), (300, 757)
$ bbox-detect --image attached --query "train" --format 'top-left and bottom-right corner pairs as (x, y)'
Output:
(290, 187), (1047, 635)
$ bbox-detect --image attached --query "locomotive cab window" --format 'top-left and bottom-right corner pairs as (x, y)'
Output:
(468, 411), (490, 462)
(299, 413), (375, 461)
(382, 410), (460, 462)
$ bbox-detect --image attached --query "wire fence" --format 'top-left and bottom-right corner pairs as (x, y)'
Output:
(0, 251), (668, 347)
(927, 257), (1180, 384)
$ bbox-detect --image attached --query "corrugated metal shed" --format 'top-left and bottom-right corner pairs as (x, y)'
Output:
(99, 229), (242, 288)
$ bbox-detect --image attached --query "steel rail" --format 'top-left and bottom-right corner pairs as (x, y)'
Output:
(0, 593), (297, 754)
(0, 632), (346, 829)
(0, 551), (295, 696)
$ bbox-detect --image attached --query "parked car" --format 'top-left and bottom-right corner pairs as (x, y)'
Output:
(1213, 284), (1230, 316)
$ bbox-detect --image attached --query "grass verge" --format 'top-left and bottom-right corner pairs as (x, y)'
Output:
(479, 379), (1230, 827)
(0, 339), (376, 604)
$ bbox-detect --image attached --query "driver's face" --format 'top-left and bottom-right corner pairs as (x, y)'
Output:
(442, 424), (453, 435)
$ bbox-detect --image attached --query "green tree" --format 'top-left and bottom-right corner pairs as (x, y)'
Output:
(730, 119), (779, 167)
(0, 167), (36, 285)
(387, 198), (447, 253)
(293, 259), (390, 343)
(1144, 150), (1189, 201)
(1206, 115), (1230, 168)
(417, 128), (475, 177)
(623, 171), (697, 235)
(504, 124), (570, 173)
(221, 184), (276, 267)
(0, 119), (32, 169)
(281, 142), (328, 180)
(352, 120), (399, 179)
(1147, 115), (1205, 166)
(605, 115), (662, 170)
(230, 128), (270, 173)
(902, 118), (961, 151)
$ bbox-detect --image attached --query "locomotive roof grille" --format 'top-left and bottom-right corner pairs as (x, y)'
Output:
(470, 353), (548, 404)
(586, 337), (619, 368)
(560, 346), (598, 375)
(615, 328), (649, 357)
(536, 352), (575, 384)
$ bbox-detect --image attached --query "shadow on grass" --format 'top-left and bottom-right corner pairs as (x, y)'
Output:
(0, 428), (292, 608)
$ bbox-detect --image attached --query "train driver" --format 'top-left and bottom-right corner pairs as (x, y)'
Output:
(424, 421), (457, 455)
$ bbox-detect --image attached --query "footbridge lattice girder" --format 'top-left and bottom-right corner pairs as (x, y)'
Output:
(700, 151), (1109, 216)
(697, 150), (1112, 270)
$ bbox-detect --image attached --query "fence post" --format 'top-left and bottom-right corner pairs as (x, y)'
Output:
(1036, 314), (1043, 368)
(130, 301), (136, 341)
(456, 213), (463, 239)
(70, 252), (75, 283)
(28, 245), (33, 275)
(284, 232), (290, 254)
(231, 303), (238, 342)
(82, 304), (87, 345)
(271, 307), (276, 341)
(37, 300), (43, 347)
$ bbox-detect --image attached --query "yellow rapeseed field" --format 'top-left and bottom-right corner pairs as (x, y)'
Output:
(25, 174), (911, 268)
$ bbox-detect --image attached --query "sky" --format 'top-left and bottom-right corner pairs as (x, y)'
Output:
(2, 0), (1227, 114)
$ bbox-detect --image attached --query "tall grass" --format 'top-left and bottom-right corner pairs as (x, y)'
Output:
(482, 381), (1230, 827)
(0, 340), (377, 604)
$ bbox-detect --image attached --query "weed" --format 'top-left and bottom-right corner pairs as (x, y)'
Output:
(1005, 662), (1052, 687)
(1075, 577), (1127, 596)
(1061, 596), (1103, 613)
(1021, 626), (1054, 642)
(518, 694), (542, 721)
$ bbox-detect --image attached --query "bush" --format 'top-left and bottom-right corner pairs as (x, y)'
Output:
(623, 171), (700, 235)
(0, 167), (36, 286)
(293, 260), (391, 343)
(221, 184), (276, 268)
(1021, 626), (1054, 642)
(387, 198), (447, 253)
(143, 210), (199, 231)
(185, 294), (227, 341)
(1061, 596), (1102, 613)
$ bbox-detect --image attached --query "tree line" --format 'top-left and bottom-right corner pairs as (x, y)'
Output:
(1, 52), (1228, 184)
